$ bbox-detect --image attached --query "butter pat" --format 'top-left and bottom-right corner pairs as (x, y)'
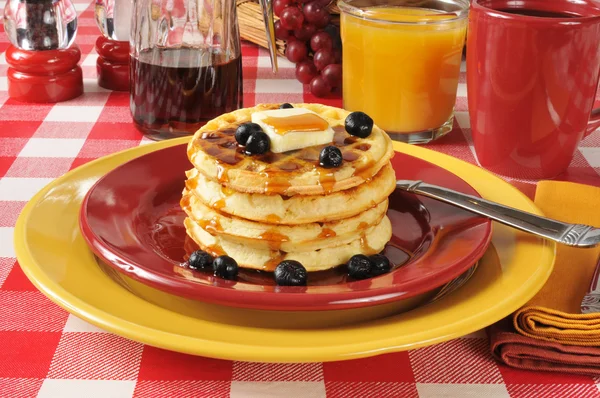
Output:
(252, 108), (334, 153)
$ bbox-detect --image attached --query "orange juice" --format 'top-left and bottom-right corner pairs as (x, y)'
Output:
(341, 6), (467, 135)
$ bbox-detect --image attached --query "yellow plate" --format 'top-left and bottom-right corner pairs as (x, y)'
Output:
(14, 138), (555, 363)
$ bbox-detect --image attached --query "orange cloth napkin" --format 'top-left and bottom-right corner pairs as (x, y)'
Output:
(490, 180), (600, 375)
(513, 181), (600, 344)
(490, 319), (600, 376)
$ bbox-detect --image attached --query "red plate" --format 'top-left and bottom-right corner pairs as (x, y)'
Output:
(80, 144), (492, 311)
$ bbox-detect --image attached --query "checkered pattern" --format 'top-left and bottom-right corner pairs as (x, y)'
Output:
(1, 1), (600, 397)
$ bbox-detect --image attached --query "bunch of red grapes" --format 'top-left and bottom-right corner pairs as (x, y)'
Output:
(274, 0), (342, 97)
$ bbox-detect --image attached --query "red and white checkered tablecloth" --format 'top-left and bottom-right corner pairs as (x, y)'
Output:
(1, 1), (600, 397)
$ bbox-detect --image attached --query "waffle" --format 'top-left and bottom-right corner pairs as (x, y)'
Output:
(184, 215), (392, 272)
(184, 163), (397, 225)
(187, 103), (395, 196)
(182, 189), (389, 252)
(182, 103), (397, 273)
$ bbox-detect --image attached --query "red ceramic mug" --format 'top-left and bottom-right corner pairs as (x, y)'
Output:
(467, 0), (600, 179)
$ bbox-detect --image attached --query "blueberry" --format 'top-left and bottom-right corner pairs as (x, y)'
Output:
(345, 111), (374, 138)
(244, 131), (270, 155)
(212, 255), (239, 280)
(274, 260), (308, 286)
(347, 254), (372, 280)
(280, 103), (294, 109)
(235, 122), (262, 145)
(319, 146), (343, 168)
(188, 250), (213, 270)
(369, 254), (391, 276)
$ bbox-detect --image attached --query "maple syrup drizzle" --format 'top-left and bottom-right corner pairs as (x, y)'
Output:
(194, 122), (378, 195)
(266, 214), (282, 223)
(318, 228), (337, 239)
(204, 144), (243, 166)
(263, 253), (285, 271)
(318, 169), (336, 194)
(261, 113), (329, 135)
(259, 168), (293, 194)
(205, 243), (226, 257)
(197, 217), (223, 235)
(201, 131), (223, 141)
(212, 199), (226, 210)
(222, 186), (236, 196)
(258, 230), (290, 251)
(186, 178), (198, 190)
(257, 151), (289, 164)
(332, 126), (377, 180)
(180, 234), (413, 284)
(170, 173), (428, 285)
(180, 194), (191, 210)
(220, 140), (238, 149)
(354, 157), (377, 181)
(216, 164), (229, 183)
(359, 232), (376, 254)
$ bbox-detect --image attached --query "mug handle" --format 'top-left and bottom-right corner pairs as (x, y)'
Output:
(586, 105), (600, 137)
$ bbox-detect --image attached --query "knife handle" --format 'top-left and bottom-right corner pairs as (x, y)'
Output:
(396, 180), (599, 248)
(582, 258), (600, 314)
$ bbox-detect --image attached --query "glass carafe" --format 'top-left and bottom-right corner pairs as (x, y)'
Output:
(131, 0), (249, 140)
(130, 0), (278, 140)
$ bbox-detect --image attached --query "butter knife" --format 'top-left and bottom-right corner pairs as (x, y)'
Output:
(396, 180), (600, 248)
(581, 258), (600, 314)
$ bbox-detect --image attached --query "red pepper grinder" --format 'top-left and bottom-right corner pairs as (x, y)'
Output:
(3, 0), (83, 103)
(94, 0), (130, 91)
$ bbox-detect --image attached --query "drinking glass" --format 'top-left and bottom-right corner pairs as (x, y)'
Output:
(339, 0), (468, 144)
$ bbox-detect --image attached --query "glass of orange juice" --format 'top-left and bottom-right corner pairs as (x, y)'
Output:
(339, 0), (468, 144)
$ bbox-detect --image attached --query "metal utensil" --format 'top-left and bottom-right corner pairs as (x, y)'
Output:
(396, 180), (600, 248)
(258, 0), (278, 73)
(581, 257), (600, 314)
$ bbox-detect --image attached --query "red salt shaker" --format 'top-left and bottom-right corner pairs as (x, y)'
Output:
(2, 0), (83, 103)
(94, 0), (131, 91)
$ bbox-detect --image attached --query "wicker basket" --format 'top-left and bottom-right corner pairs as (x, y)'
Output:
(236, 0), (340, 56)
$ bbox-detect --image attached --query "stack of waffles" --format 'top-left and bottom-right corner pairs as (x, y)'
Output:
(181, 103), (396, 272)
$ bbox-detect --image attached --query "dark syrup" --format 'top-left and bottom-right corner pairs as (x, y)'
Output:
(147, 189), (431, 286)
(191, 125), (374, 195)
(496, 8), (579, 18)
(130, 48), (243, 140)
